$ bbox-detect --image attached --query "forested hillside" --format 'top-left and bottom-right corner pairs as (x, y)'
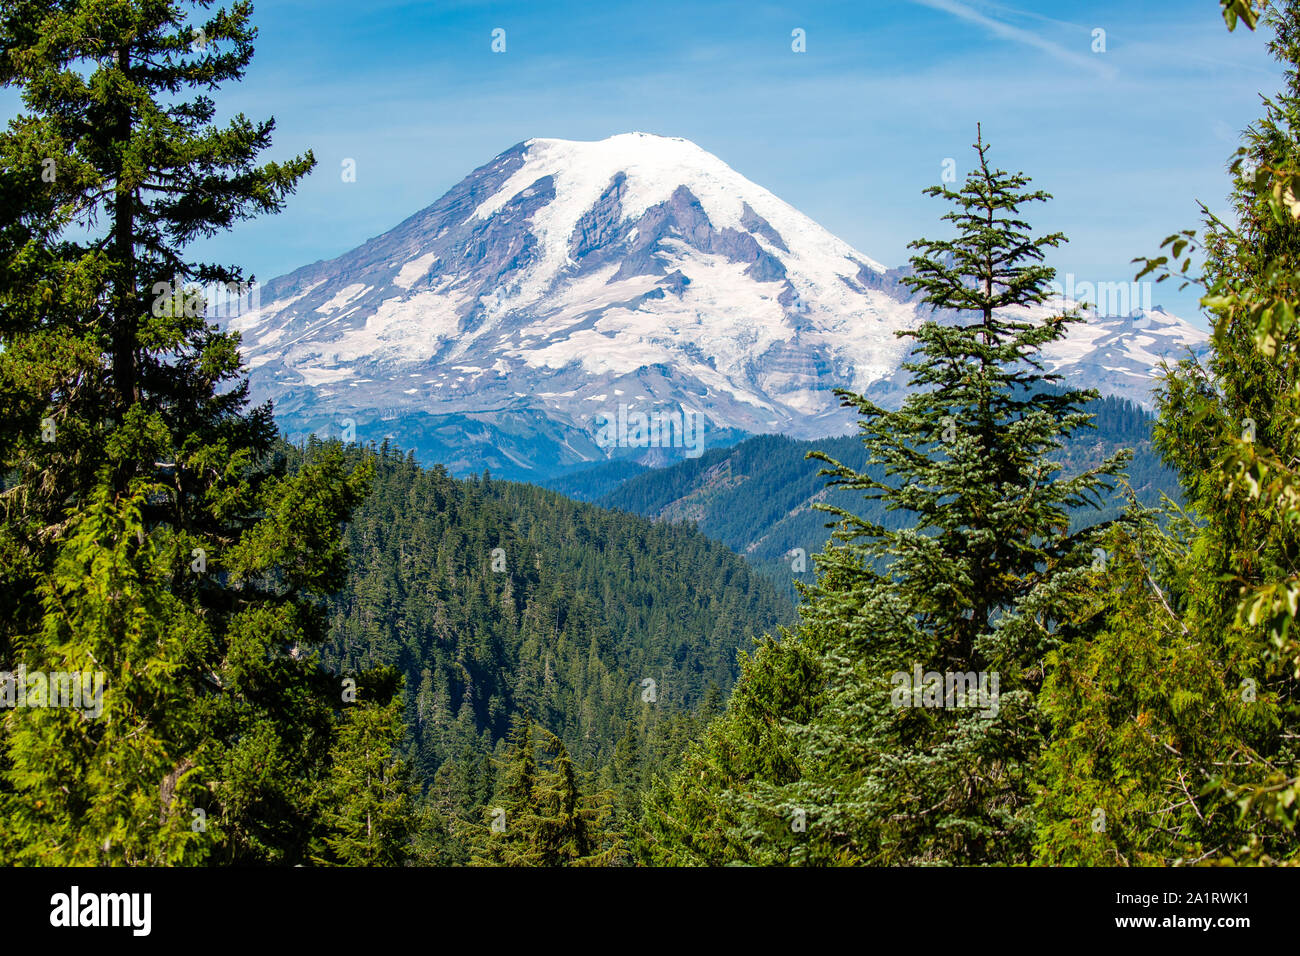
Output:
(541, 459), (650, 502)
(599, 392), (1177, 592)
(303, 440), (791, 794)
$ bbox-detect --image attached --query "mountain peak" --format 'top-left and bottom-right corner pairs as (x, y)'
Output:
(525, 131), (694, 148)
(473, 132), (887, 274)
(226, 136), (1208, 480)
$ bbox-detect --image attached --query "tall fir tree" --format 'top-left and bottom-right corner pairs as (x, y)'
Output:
(0, 1), (378, 863)
(644, 130), (1127, 865)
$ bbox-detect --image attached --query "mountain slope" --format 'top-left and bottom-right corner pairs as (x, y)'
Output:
(307, 440), (792, 788)
(225, 133), (1208, 480)
(598, 393), (1180, 597)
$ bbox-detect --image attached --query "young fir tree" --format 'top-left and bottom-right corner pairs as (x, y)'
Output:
(635, 631), (824, 865)
(314, 696), (417, 866)
(662, 130), (1127, 866)
(0, 2), (378, 864)
(471, 715), (614, 866)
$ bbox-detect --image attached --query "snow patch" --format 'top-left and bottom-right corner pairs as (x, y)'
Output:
(314, 283), (370, 314)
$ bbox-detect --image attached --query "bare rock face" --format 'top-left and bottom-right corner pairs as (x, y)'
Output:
(224, 133), (1207, 481)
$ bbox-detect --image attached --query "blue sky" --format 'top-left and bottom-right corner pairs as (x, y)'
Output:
(6, 0), (1282, 324)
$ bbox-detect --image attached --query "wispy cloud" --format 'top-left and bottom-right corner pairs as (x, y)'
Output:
(909, 0), (1116, 79)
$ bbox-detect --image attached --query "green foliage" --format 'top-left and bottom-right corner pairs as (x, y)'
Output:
(600, 393), (1178, 603)
(645, 129), (1126, 866)
(314, 695), (418, 866)
(1222, 0), (1263, 31)
(543, 460), (648, 501)
(288, 440), (791, 861)
(0, 1), (388, 866)
(1067, 0), (1300, 864)
(1033, 503), (1263, 864)
(312, 441), (790, 778)
(467, 716), (616, 866)
(5, 0), (1297, 870)
(2, 479), (209, 863)
(635, 631), (823, 865)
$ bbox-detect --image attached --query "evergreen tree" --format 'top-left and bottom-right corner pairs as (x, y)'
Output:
(647, 129), (1127, 865)
(0, 1), (374, 864)
(773, 129), (1123, 864)
(471, 715), (614, 866)
(1032, 501), (1254, 864)
(636, 632), (823, 865)
(314, 697), (417, 866)
(1049, 0), (1300, 863)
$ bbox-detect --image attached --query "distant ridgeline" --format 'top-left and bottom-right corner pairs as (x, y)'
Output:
(288, 440), (794, 792)
(590, 390), (1181, 600)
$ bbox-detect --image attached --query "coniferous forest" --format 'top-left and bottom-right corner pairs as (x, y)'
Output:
(3, 0), (1300, 896)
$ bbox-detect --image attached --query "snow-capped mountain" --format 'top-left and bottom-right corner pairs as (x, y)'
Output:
(1040, 306), (1205, 403)
(224, 132), (1207, 479)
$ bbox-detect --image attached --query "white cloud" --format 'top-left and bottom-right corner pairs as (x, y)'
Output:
(909, 0), (1116, 79)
